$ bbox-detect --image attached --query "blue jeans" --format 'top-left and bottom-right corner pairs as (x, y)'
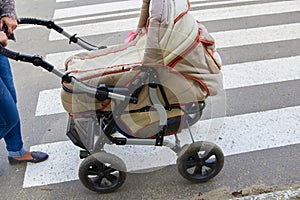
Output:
(0, 54), (26, 158)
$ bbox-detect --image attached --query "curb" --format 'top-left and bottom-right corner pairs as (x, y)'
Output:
(231, 188), (300, 200)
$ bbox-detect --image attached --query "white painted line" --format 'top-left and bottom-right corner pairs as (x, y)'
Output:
(190, 0), (300, 22)
(49, 20), (300, 48)
(190, 105), (300, 156)
(23, 105), (300, 188)
(23, 141), (82, 188)
(223, 56), (300, 89)
(35, 55), (300, 116)
(53, 0), (258, 24)
(212, 23), (300, 48)
(53, 0), (141, 19)
(55, 11), (141, 25)
(15, 24), (38, 30)
(56, 0), (74, 2)
(35, 88), (63, 116)
(49, 17), (138, 41)
(49, 1), (300, 40)
(231, 188), (300, 200)
(53, 0), (214, 19)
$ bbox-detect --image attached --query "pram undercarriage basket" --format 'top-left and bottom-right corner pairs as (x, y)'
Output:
(0, 17), (224, 193)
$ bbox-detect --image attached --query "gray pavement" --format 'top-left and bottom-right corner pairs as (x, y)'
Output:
(0, 0), (299, 199)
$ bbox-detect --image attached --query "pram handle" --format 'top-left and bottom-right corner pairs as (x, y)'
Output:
(0, 44), (132, 102)
(18, 17), (63, 34)
(18, 18), (106, 51)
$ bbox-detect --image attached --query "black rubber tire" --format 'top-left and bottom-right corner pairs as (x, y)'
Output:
(177, 141), (224, 183)
(78, 152), (127, 193)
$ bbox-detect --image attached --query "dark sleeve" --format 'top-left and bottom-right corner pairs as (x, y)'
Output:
(0, 0), (17, 19)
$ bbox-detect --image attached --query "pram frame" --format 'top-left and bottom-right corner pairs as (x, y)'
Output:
(0, 18), (224, 193)
(2, 18), (193, 151)
(66, 66), (186, 155)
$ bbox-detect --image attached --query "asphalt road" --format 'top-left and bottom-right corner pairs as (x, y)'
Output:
(0, 0), (299, 199)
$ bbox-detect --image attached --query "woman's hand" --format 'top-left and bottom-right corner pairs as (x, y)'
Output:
(0, 16), (18, 35)
(0, 31), (8, 46)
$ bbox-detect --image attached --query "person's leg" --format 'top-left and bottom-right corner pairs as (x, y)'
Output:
(0, 54), (48, 164)
(0, 54), (27, 157)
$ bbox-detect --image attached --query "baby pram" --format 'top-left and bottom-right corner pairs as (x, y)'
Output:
(0, 15), (224, 193)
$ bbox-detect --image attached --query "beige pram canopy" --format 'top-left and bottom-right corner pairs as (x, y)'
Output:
(60, 0), (223, 138)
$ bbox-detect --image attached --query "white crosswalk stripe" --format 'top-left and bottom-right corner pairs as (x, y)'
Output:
(25, 105), (300, 188)
(49, 0), (300, 40)
(53, 0), (258, 22)
(53, 0), (141, 19)
(45, 23), (300, 68)
(23, 0), (300, 188)
(56, 0), (74, 2)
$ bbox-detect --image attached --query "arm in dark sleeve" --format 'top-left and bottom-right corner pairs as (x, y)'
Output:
(0, 0), (17, 19)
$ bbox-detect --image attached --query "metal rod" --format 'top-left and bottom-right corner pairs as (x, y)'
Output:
(149, 87), (167, 126)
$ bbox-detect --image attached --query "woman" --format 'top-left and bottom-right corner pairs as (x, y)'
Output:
(0, 0), (48, 165)
(136, 0), (223, 99)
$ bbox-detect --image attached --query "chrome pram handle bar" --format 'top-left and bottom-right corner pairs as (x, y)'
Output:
(18, 18), (106, 51)
(0, 44), (131, 102)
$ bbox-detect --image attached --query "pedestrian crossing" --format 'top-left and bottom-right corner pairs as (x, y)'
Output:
(24, 105), (300, 188)
(21, 0), (300, 188)
(36, 55), (300, 116)
(49, 0), (300, 40)
(52, 0), (260, 24)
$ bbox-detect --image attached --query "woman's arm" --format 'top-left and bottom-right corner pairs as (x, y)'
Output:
(0, 31), (8, 46)
(137, 0), (150, 30)
(0, 0), (17, 19)
(0, 0), (18, 36)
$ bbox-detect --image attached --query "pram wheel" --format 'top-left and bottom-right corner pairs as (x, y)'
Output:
(78, 152), (127, 193)
(176, 141), (224, 183)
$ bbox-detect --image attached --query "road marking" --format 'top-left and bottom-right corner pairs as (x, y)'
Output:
(56, 0), (75, 2)
(53, 0), (222, 20)
(24, 105), (300, 188)
(54, 0), (230, 9)
(232, 188), (300, 200)
(53, 1), (141, 19)
(212, 23), (300, 48)
(190, 0), (300, 22)
(44, 21), (300, 69)
(35, 88), (63, 116)
(22, 0), (300, 190)
(35, 55), (300, 116)
(23, 141), (82, 188)
(53, 0), (258, 22)
(49, 1), (300, 40)
(223, 56), (300, 89)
